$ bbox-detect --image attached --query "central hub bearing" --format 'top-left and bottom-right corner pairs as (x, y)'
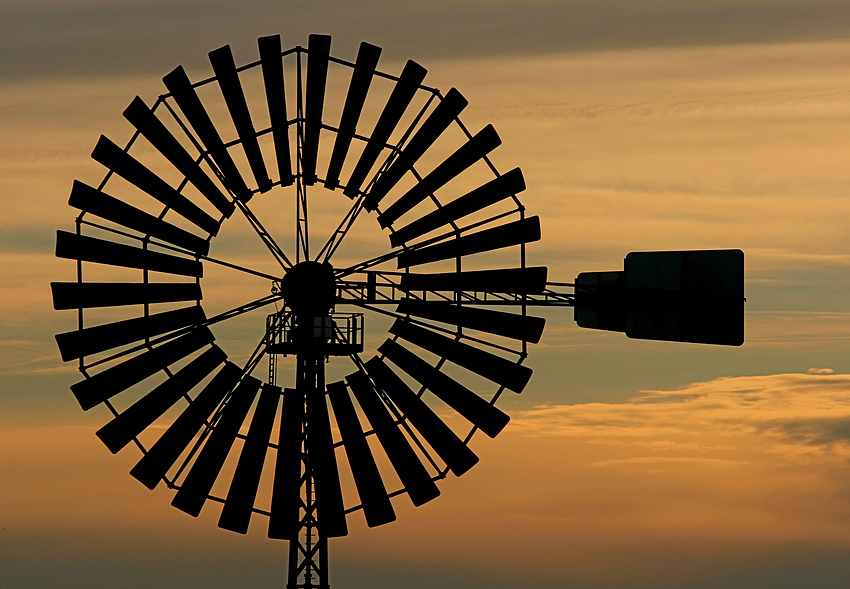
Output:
(279, 260), (336, 316)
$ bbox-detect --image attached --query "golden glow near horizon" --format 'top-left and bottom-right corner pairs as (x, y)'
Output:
(2, 7), (850, 587)
(5, 373), (850, 587)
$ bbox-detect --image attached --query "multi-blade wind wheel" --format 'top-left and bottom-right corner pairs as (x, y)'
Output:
(52, 34), (745, 588)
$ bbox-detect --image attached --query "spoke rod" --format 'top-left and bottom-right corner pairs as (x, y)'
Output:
(335, 248), (405, 278)
(317, 103), (432, 264)
(238, 330), (271, 381)
(200, 254), (283, 282)
(315, 142), (409, 265)
(334, 207), (522, 279)
(203, 293), (284, 328)
(233, 199), (293, 270)
(79, 213), (282, 283)
(316, 195), (366, 263)
(295, 48), (309, 263)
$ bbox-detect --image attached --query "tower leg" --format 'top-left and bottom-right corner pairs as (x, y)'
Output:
(287, 536), (330, 589)
(287, 351), (330, 589)
(286, 472), (330, 589)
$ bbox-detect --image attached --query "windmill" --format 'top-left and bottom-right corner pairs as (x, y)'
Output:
(52, 34), (744, 588)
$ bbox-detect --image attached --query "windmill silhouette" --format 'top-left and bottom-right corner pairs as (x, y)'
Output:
(52, 34), (744, 588)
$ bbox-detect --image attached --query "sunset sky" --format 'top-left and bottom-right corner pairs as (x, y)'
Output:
(3, 1), (850, 588)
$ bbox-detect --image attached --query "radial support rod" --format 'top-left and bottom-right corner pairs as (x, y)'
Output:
(234, 199), (293, 270)
(295, 48), (310, 263)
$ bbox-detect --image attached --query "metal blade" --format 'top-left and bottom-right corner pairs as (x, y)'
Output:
(68, 181), (210, 256)
(219, 384), (281, 534)
(209, 45), (272, 193)
(91, 135), (221, 235)
(400, 267), (548, 294)
(389, 319), (532, 393)
(364, 356), (478, 477)
(343, 60), (427, 198)
(363, 88), (468, 211)
(258, 35), (293, 186)
(171, 376), (261, 517)
(306, 384), (348, 537)
(397, 216), (540, 268)
(396, 300), (545, 343)
(55, 230), (203, 278)
(70, 327), (214, 411)
(163, 65), (251, 201)
(377, 125), (502, 228)
(327, 380), (395, 527)
(346, 370), (439, 506)
(378, 340), (508, 438)
(130, 362), (241, 490)
(324, 42), (382, 190)
(96, 346), (226, 453)
(302, 34), (332, 185)
(123, 96), (235, 216)
(268, 388), (304, 540)
(51, 282), (201, 310)
(55, 305), (205, 362)
(388, 167), (526, 247)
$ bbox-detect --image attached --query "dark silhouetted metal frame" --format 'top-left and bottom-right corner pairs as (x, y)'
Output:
(53, 34), (743, 589)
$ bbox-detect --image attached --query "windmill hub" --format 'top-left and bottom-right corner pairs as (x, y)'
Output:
(279, 260), (336, 316)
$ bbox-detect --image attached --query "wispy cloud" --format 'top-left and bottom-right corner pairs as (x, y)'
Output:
(324, 372), (850, 587)
(512, 372), (850, 453)
(4, 370), (850, 588)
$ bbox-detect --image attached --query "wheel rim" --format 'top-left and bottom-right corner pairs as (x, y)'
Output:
(52, 34), (546, 539)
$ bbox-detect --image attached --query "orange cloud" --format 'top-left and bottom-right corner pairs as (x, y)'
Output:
(4, 371), (850, 587)
(340, 372), (850, 586)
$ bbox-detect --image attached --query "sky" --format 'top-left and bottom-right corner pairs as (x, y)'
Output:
(2, 1), (850, 588)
